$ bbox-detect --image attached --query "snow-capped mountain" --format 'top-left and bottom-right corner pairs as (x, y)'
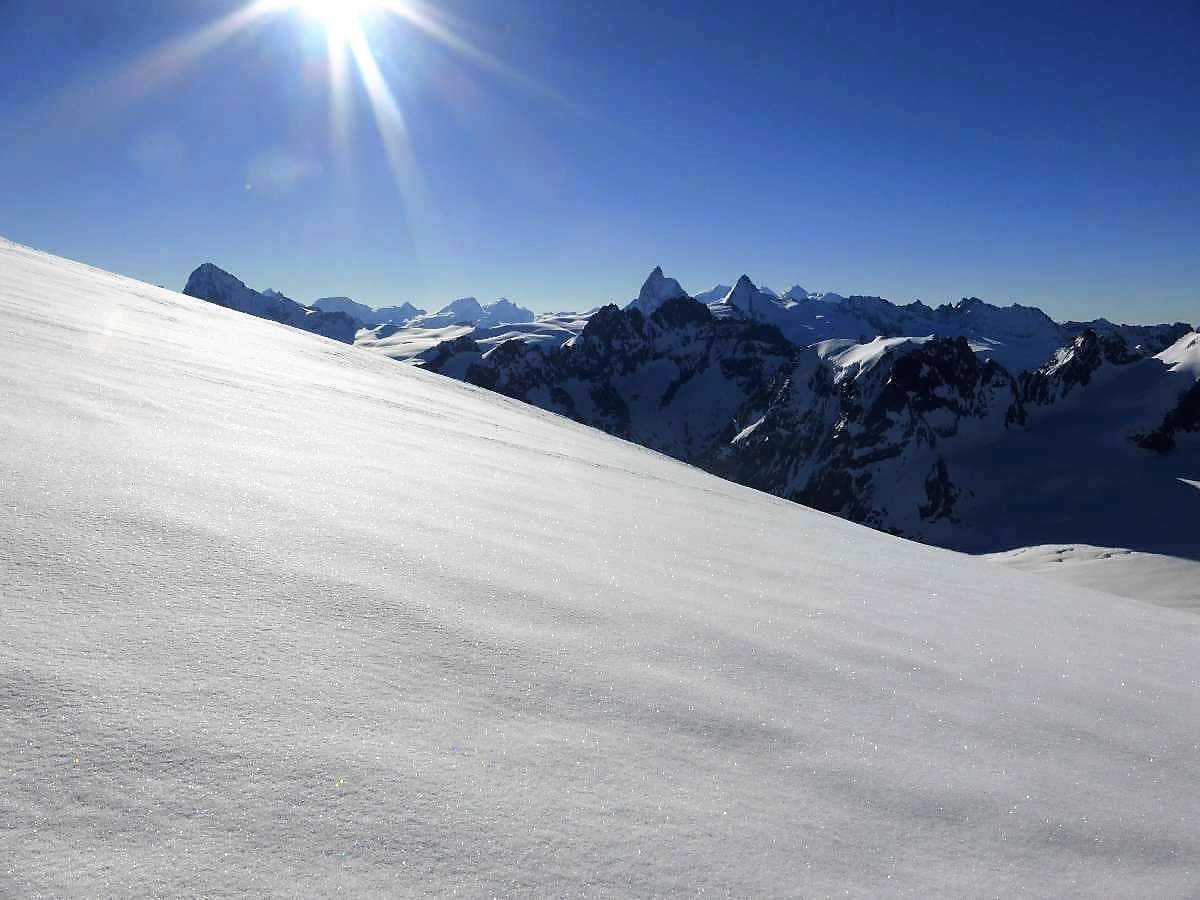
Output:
(426, 295), (796, 461)
(714, 274), (781, 318)
(418, 268), (1198, 595)
(178, 260), (1195, 604)
(312, 295), (425, 326)
(405, 295), (537, 330)
(183, 263), (360, 343)
(625, 265), (688, 315)
(6, 238), (1200, 896)
(697, 283), (841, 304)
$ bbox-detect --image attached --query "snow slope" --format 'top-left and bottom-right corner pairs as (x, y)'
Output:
(988, 544), (1200, 611)
(2, 238), (1199, 896)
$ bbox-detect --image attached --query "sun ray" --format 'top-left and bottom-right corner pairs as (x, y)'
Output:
(110, 0), (283, 103)
(344, 22), (425, 204)
(325, 24), (354, 163)
(375, 0), (590, 117)
(5, 1), (282, 152)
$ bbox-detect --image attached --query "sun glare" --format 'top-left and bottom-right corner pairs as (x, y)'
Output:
(49, 0), (564, 238)
(294, 0), (381, 36)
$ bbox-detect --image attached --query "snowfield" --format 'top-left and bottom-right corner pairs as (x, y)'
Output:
(2, 239), (1199, 896)
(987, 544), (1200, 612)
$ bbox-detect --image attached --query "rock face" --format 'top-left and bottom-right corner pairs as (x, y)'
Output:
(427, 295), (796, 461)
(184, 264), (360, 343)
(1019, 329), (1140, 406)
(709, 336), (1025, 536)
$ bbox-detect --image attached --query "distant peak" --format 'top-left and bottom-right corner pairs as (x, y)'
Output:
(189, 261), (238, 283)
(183, 262), (249, 300)
(629, 266), (688, 314)
(694, 284), (733, 304)
(438, 296), (483, 313)
(638, 266), (687, 302)
(719, 275), (765, 314)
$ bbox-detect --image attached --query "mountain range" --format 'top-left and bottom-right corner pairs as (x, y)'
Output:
(184, 263), (536, 341)
(182, 261), (1199, 605)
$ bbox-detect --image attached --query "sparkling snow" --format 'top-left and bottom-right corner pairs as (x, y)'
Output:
(2, 239), (1198, 896)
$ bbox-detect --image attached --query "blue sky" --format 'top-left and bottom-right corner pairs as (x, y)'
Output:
(1, 0), (1197, 321)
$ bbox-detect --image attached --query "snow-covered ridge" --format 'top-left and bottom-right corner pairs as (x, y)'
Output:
(313, 295), (426, 326)
(183, 263), (359, 343)
(4, 237), (1200, 895)
(185, 263), (536, 337)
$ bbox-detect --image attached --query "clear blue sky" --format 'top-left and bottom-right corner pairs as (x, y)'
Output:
(1, 0), (1197, 321)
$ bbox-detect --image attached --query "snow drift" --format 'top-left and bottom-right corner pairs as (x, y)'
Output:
(2, 239), (1199, 896)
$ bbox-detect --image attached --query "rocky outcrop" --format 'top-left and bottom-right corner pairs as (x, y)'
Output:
(1019, 329), (1139, 405)
(713, 337), (1024, 533)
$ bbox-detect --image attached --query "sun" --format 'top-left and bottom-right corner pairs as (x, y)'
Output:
(293, 0), (383, 36)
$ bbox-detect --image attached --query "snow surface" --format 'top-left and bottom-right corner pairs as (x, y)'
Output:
(988, 545), (1200, 611)
(3, 238), (1200, 896)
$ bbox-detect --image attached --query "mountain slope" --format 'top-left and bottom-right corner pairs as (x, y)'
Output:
(183, 263), (360, 343)
(424, 296), (797, 461)
(3, 239), (1199, 896)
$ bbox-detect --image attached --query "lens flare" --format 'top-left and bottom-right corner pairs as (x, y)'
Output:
(293, 0), (382, 40)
